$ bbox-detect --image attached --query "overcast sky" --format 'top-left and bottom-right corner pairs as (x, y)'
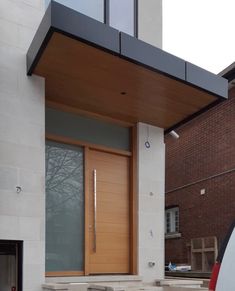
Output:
(163, 0), (235, 74)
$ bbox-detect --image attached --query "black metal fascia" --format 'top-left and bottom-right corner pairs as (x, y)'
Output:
(27, 2), (53, 75)
(120, 32), (228, 101)
(51, 1), (120, 53)
(223, 67), (235, 82)
(186, 62), (228, 99)
(164, 98), (223, 134)
(27, 1), (228, 99)
(120, 32), (186, 81)
(26, 0), (228, 132)
(27, 1), (120, 76)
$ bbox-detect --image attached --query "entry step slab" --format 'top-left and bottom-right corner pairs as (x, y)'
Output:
(88, 285), (158, 291)
(89, 284), (126, 291)
(156, 288), (207, 291)
(89, 286), (206, 291)
(42, 283), (88, 291)
(46, 275), (142, 284)
(156, 279), (203, 288)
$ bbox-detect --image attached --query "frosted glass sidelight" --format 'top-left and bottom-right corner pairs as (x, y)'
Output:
(46, 141), (84, 272)
(109, 0), (134, 35)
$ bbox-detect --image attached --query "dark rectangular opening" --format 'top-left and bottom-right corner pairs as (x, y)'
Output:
(0, 240), (23, 291)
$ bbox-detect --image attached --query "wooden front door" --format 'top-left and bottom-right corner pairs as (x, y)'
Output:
(87, 149), (130, 274)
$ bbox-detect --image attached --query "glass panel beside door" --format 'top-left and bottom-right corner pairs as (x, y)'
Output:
(45, 141), (84, 274)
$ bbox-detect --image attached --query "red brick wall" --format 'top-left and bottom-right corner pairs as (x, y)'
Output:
(165, 87), (235, 265)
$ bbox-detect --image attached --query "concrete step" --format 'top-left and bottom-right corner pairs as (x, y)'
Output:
(43, 276), (206, 291)
(46, 275), (142, 285)
(43, 276), (143, 291)
(156, 279), (203, 288)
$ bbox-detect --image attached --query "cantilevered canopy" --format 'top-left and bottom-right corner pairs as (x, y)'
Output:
(27, 1), (228, 132)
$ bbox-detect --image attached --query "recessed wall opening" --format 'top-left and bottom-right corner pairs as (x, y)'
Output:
(0, 240), (23, 291)
(45, 107), (134, 276)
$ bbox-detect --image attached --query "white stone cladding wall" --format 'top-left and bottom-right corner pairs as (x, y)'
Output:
(0, 1), (45, 291)
(137, 123), (165, 282)
(138, 0), (162, 49)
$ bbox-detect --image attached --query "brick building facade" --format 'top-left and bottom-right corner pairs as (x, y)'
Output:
(165, 81), (235, 269)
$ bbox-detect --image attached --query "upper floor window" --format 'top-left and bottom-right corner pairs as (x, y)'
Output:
(109, 0), (135, 36)
(45, 0), (136, 36)
(45, 0), (104, 22)
(165, 207), (179, 234)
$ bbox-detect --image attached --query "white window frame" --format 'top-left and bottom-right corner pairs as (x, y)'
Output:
(165, 207), (179, 235)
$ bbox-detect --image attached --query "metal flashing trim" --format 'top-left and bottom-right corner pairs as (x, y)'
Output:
(51, 1), (120, 52)
(26, 0), (228, 104)
(164, 98), (223, 134)
(219, 62), (235, 79)
(224, 69), (235, 82)
(134, 0), (138, 38)
(25, 2), (230, 136)
(27, 1), (120, 75)
(27, 2), (52, 75)
(120, 32), (185, 80)
(186, 62), (228, 99)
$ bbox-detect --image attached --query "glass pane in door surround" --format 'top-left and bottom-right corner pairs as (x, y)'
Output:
(45, 140), (84, 272)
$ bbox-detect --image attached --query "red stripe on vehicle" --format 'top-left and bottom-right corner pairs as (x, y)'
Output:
(209, 262), (221, 291)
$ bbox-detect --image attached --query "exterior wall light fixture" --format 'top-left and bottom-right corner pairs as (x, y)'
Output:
(169, 130), (179, 139)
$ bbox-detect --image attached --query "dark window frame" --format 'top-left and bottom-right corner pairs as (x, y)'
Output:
(0, 240), (23, 291)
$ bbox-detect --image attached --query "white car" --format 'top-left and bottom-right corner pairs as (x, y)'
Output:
(209, 220), (235, 290)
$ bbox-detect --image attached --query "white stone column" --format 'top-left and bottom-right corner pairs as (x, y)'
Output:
(137, 123), (165, 282)
(138, 0), (162, 48)
(0, 1), (45, 291)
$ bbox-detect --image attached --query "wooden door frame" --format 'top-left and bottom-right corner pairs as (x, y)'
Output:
(130, 125), (138, 274)
(84, 146), (90, 275)
(45, 129), (137, 277)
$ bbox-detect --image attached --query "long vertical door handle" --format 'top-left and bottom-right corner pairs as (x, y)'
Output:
(93, 169), (97, 252)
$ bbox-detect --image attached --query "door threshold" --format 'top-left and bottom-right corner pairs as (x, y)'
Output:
(46, 275), (142, 284)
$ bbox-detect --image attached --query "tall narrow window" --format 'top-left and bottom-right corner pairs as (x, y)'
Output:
(165, 207), (179, 234)
(45, 0), (104, 22)
(46, 141), (84, 273)
(109, 0), (135, 36)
